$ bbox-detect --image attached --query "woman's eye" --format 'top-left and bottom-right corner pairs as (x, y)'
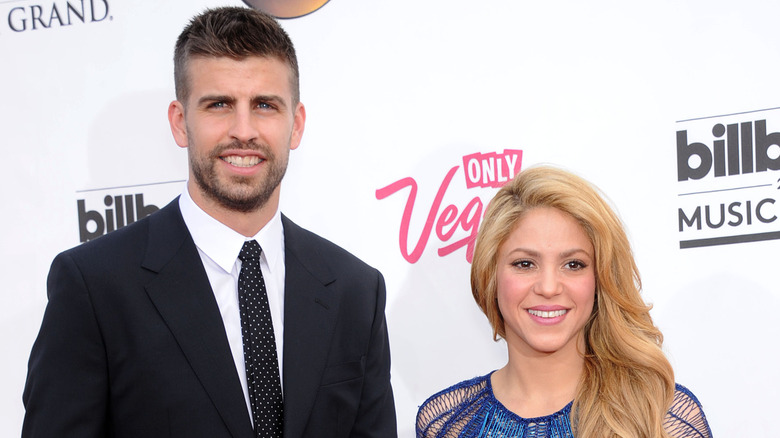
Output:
(565, 260), (586, 270)
(513, 260), (533, 269)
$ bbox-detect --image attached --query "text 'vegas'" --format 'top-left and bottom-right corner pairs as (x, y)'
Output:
(376, 150), (523, 263)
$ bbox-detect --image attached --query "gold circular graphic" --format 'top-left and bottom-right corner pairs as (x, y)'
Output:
(243, 0), (330, 19)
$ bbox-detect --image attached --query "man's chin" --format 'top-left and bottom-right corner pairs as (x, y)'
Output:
(193, 169), (282, 214)
(213, 193), (268, 213)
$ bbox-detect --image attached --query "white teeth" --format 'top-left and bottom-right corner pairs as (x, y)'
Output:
(528, 309), (567, 318)
(222, 155), (261, 167)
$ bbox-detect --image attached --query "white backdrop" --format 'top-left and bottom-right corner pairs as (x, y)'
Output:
(2, 0), (779, 436)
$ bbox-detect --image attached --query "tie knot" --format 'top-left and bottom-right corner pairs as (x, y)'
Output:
(238, 240), (262, 263)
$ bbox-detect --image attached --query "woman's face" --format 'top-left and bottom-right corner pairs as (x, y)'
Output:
(496, 207), (596, 358)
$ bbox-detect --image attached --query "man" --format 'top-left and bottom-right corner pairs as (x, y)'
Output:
(22, 7), (396, 437)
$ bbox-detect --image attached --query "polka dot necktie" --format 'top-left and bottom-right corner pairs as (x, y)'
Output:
(238, 240), (283, 437)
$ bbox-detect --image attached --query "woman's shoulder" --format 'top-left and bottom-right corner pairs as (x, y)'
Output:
(416, 373), (492, 438)
(417, 373), (491, 417)
(664, 383), (713, 438)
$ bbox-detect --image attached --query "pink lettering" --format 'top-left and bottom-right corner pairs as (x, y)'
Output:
(437, 197), (482, 261)
(376, 150), (523, 264)
(376, 166), (482, 263)
(375, 166), (459, 263)
(462, 149), (523, 188)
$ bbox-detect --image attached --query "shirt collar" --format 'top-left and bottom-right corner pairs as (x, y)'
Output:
(178, 187), (285, 274)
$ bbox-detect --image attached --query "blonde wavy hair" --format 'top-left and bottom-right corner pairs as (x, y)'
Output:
(471, 165), (675, 438)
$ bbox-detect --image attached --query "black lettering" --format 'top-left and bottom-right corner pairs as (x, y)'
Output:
(757, 198), (777, 223)
(727, 202), (743, 226)
(713, 124), (726, 177)
(31, 5), (48, 30)
(741, 122), (754, 174)
(114, 195), (125, 228)
(103, 195), (115, 233)
(727, 123), (740, 175)
(705, 204), (725, 229)
(90, 0), (109, 22)
(49, 3), (65, 27)
(124, 194), (135, 225)
(78, 199), (104, 242)
(679, 207), (702, 231)
(135, 194), (159, 219)
(67, 0), (85, 24)
(8, 7), (27, 32)
(677, 130), (712, 181)
(755, 120), (780, 172)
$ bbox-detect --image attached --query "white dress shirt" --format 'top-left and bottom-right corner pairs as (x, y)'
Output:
(178, 188), (286, 422)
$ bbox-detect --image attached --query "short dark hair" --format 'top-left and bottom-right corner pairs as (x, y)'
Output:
(173, 6), (300, 106)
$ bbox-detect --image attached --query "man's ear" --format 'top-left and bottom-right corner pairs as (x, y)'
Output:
(168, 100), (188, 148)
(289, 101), (306, 151)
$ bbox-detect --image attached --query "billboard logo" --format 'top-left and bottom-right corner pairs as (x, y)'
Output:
(75, 180), (184, 243)
(675, 108), (780, 249)
(78, 194), (158, 242)
(677, 120), (780, 181)
(376, 149), (522, 263)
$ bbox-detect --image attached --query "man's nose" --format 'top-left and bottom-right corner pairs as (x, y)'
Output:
(228, 107), (259, 144)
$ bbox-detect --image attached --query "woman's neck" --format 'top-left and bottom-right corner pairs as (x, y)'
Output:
(491, 342), (585, 418)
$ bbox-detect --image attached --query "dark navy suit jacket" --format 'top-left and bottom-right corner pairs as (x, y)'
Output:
(23, 199), (396, 437)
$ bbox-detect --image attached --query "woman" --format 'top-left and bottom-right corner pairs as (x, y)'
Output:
(416, 166), (712, 438)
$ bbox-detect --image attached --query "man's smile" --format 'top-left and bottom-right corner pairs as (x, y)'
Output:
(221, 155), (263, 167)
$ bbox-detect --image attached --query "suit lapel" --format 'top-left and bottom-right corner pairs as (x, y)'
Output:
(142, 200), (254, 438)
(281, 216), (341, 438)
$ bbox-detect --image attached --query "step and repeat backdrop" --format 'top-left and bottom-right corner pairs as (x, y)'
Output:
(2, 0), (779, 435)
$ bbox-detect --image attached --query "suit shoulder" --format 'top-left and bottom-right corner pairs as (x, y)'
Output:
(58, 200), (180, 266)
(282, 216), (376, 273)
(62, 215), (150, 260)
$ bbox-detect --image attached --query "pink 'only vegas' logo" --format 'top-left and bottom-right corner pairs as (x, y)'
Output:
(376, 149), (523, 264)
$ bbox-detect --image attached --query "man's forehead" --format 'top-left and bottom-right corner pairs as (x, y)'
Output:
(182, 56), (295, 106)
(186, 55), (292, 82)
(185, 56), (294, 89)
(186, 54), (290, 70)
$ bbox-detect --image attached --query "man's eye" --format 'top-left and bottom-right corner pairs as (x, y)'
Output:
(257, 102), (273, 110)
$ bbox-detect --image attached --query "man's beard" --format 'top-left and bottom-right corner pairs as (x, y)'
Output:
(190, 139), (289, 213)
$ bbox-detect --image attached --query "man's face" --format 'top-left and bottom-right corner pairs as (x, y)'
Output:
(169, 55), (305, 214)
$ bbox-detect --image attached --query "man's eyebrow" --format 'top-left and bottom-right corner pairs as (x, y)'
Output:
(197, 95), (235, 106)
(252, 94), (287, 110)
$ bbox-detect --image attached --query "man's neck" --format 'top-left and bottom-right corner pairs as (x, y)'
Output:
(188, 185), (279, 237)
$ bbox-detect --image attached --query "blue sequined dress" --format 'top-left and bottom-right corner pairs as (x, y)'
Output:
(416, 373), (712, 438)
